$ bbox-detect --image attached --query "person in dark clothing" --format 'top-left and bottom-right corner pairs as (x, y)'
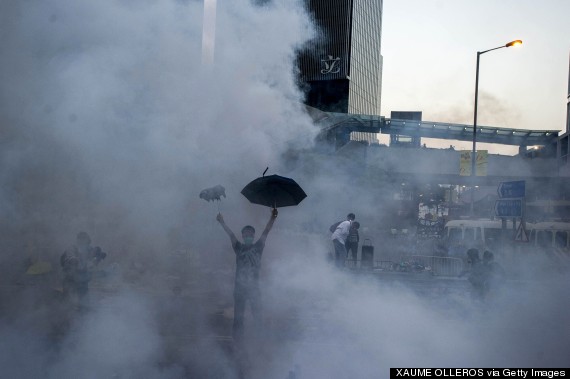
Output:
(464, 248), (486, 299)
(60, 232), (107, 309)
(483, 250), (504, 274)
(345, 221), (360, 263)
(482, 250), (505, 294)
(217, 208), (277, 341)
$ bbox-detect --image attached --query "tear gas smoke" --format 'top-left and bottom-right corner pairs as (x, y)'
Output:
(1, 0), (569, 378)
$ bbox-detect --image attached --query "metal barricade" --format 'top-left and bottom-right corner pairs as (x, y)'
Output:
(373, 260), (394, 270)
(361, 239), (374, 268)
(345, 259), (358, 269)
(409, 255), (463, 277)
(344, 259), (393, 270)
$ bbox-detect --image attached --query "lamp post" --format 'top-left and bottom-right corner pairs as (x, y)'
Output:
(470, 39), (522, 216)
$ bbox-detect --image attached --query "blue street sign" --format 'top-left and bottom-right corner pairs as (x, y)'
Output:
(497, 180), (525, 198)
(494, 199), (523, 218)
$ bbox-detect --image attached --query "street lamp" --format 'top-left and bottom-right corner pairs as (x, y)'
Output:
(470, 39), (522, 215)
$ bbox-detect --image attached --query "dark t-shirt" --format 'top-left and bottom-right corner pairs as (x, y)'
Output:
(232, 239), (265, 290)
(347, 229), (359, 244)
(60, 245), (104, 283)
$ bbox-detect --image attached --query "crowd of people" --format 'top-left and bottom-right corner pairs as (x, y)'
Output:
(52, 209), (505, 347)
(327, 213), (507, 302)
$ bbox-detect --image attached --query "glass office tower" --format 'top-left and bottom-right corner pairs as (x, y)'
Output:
(298, 0), (383, 116)
(567, 53), (570, 133)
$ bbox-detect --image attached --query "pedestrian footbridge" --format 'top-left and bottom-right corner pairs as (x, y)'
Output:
(313, 111), (559, 147)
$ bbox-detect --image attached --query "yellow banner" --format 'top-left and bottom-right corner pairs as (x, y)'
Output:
(460, 150), (488, 176)
(476, 150), (488, 176)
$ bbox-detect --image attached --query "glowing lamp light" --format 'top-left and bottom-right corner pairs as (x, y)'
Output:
(506, 40), (523, 47)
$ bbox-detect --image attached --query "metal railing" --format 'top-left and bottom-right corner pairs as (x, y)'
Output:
(345, 256), (463, 277)
(345, 259), (392, 270)
(408, 255), (464, 277)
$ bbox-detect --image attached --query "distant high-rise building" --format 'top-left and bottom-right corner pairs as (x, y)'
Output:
(557, 53), (570, 171)
(567, 52), (570, 133)
(298, 0), (383, 116)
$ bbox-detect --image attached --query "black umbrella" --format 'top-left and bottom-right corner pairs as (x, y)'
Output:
(241, 173), (307, 208)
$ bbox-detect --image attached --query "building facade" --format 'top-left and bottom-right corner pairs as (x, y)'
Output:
(298, 0), (383, 118)
(566, 52), (570, 133)
(558, 53), (570, 176)
(389, 111), (422, 148)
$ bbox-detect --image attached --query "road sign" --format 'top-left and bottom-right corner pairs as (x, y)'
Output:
(494, 198), (523, 218)
(514, 222), (529, 242)
(497, 180), (525, 198)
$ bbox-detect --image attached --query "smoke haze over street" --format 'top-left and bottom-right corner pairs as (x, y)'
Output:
(0, 1), (569, 378)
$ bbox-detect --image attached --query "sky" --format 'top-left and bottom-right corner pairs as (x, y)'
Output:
(381, 0), (570, 154)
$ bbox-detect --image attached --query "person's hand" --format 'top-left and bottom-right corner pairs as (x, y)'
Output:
(271, 208), (278, 218)
(216, 213), (224, 223)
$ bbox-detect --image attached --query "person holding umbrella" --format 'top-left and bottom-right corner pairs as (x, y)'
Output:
(216, 208), (278, 341)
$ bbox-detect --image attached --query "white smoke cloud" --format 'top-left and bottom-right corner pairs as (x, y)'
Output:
(0, 0), (315, 377)
(1, 0), (569, 378)
(0, 0), (315, 247)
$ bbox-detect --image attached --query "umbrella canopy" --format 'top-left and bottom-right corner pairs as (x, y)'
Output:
(199, 185), (226, 202)
(241, 175), (307, 208)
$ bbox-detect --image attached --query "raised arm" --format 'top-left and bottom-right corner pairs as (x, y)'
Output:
(259, 208), (278, 243)
(217, 213), (238, 246)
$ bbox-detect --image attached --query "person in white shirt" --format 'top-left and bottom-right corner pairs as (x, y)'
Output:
(331, 213), (355, 268)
